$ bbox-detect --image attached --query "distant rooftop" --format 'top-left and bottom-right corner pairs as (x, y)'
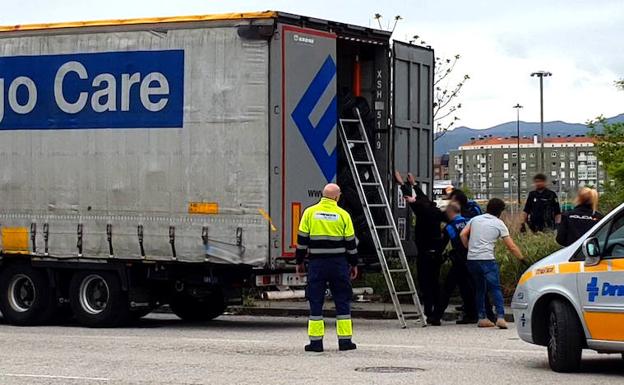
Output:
(459, 135), (595, 149)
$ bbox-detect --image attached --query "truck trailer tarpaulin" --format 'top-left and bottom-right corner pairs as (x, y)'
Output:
(0, 11), (434, 268)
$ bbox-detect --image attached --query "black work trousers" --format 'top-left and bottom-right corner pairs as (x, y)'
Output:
(436, 253), (477, 320)
(415, 248), (442, 319)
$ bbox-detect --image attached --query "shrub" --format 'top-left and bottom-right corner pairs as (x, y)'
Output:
(495, 231), (561, 298)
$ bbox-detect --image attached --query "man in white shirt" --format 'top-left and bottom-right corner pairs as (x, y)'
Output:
(460, 198), (525, 329)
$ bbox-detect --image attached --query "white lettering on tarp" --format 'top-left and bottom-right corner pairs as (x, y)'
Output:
(91, 73), (117, 112)
(55, 61), (89, 113)
(8, 76), (37, 114)
(140, 72), (169, 112)
(49, 63), (171, 115)
(121, 73), (141, 112)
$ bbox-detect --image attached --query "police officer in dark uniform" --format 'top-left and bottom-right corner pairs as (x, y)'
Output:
(436, 202), (478, 324)
(522, 173), (561, 232)
(296, 183), (358, 353)
(557, 187), (603, 246)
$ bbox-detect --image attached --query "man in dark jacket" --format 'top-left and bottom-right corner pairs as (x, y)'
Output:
(556, 188), (603, 246)
(395, 171), (446, 325)
(522, 174), (561, 232)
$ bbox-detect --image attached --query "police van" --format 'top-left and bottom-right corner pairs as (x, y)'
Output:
(512, 202), (624, 372)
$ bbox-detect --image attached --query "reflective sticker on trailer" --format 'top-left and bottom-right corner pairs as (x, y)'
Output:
(188, 202), (219, 215)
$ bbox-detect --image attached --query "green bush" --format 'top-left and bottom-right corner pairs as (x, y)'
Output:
(495, 231), (561, 297)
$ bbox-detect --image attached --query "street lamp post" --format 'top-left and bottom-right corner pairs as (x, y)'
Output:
(513, 104), (523, 206)
(530, 71), (552, 172)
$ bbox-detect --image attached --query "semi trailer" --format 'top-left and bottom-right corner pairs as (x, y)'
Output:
(0, 11), (434, 327)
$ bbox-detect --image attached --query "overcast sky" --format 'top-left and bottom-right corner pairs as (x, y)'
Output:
(2, 0), (623, 129)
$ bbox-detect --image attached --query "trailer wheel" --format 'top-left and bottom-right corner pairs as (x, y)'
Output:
(547, 299), (583, 372)
(0, 264), (57, 325)
(69, 271), (130, 327)
(170, 292), (226, 322)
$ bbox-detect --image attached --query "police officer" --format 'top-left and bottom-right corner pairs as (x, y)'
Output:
(296, 183), (358, 353)
(556, 187), (603, 246)
(436, 202), (478, 324)
(522, 173), (561, 232)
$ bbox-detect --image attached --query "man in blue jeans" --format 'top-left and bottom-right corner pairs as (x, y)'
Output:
(460, 198), (525, 328)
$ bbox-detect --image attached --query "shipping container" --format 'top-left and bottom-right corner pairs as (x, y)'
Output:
(0, 11), (433, 326)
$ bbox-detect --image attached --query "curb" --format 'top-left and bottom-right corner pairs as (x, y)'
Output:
(228, 305), (516, 323)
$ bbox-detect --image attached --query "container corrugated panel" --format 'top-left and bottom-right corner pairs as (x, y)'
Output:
(0, 25), (270, 266)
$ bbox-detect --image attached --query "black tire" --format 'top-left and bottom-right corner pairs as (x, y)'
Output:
(0, 264), (57, 325)
(547, 299), (584, 372)
(69, 271), (130, 327)
(170, 292), (226, 322)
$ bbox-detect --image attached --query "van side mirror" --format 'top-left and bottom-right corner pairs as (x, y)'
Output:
(582, 237), (601, 267)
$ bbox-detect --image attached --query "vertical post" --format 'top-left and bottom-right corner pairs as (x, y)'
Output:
(531, 71), (551, 172)
(539, 76), (544, 172)
(513, 104), (523, 207)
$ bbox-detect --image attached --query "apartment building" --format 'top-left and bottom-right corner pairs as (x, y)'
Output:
(448, 135), (605, 201)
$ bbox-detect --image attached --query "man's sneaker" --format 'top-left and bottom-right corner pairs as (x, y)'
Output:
(496, 318), (508, 329)
(305, 341), (324, 352)
(338, 340), (357, 351)
(477, 319), (495, 328)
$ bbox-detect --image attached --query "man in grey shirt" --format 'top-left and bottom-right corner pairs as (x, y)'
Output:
(460, 198), (525, 329)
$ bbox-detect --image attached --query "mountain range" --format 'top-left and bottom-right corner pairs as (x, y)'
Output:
(434, 113), (624, 156)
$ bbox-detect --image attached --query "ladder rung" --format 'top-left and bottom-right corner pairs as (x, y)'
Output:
(383, 247), (401, 251)
(368, 204), (386, 207)
(395, 291), (416, 296)
(388, 268), (407, 273)
(354, 161), (373, 165)
(347, 139), (367, 144)
(361, 182), (380, 186)
(375, 225), (393, 229)
(340, 118), (360, 123)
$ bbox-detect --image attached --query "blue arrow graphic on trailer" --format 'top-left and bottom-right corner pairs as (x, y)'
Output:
(291, 55), (337, 182)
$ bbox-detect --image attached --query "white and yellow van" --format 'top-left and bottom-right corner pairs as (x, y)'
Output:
(512, 202), (624, 372)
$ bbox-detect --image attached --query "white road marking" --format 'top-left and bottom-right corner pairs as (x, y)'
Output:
(0, 373), (110, 381)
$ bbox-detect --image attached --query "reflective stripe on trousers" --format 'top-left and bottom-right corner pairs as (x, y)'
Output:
(336, 314), (353, 340)
(308, 316), (325, 341)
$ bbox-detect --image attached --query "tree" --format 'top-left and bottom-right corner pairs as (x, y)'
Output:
(373, 13), (469, 140)
(431, 55), (470, 140)
(589, 116), (624, 212)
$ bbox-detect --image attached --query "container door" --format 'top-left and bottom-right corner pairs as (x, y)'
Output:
(269, 24), (338, 260)
(392, 41), (434, 256)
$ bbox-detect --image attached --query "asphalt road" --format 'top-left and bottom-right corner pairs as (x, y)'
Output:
(0, 314), (622, 385)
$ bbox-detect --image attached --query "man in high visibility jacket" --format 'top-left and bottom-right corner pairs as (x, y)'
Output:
(296, 183), (358, 352)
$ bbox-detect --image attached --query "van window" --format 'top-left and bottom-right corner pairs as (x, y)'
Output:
(603, 215), (624, 259)
(570, 216), (612, 261)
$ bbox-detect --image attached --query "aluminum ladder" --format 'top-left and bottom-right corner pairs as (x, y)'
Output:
(338, 109), (426, 328)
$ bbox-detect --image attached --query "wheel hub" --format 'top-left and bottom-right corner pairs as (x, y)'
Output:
(79, 275), (110, 315)
(7, 274), (36, 312)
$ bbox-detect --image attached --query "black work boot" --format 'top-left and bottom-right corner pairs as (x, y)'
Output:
(338, 339), (357, 351)
(305, 340), (324, 352)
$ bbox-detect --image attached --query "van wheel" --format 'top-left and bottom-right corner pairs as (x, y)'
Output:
(69, 271), (130, 327)
(170, 292), (225, 322)
(0, 264), (57, 325)
(547, 299), (583, 372)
